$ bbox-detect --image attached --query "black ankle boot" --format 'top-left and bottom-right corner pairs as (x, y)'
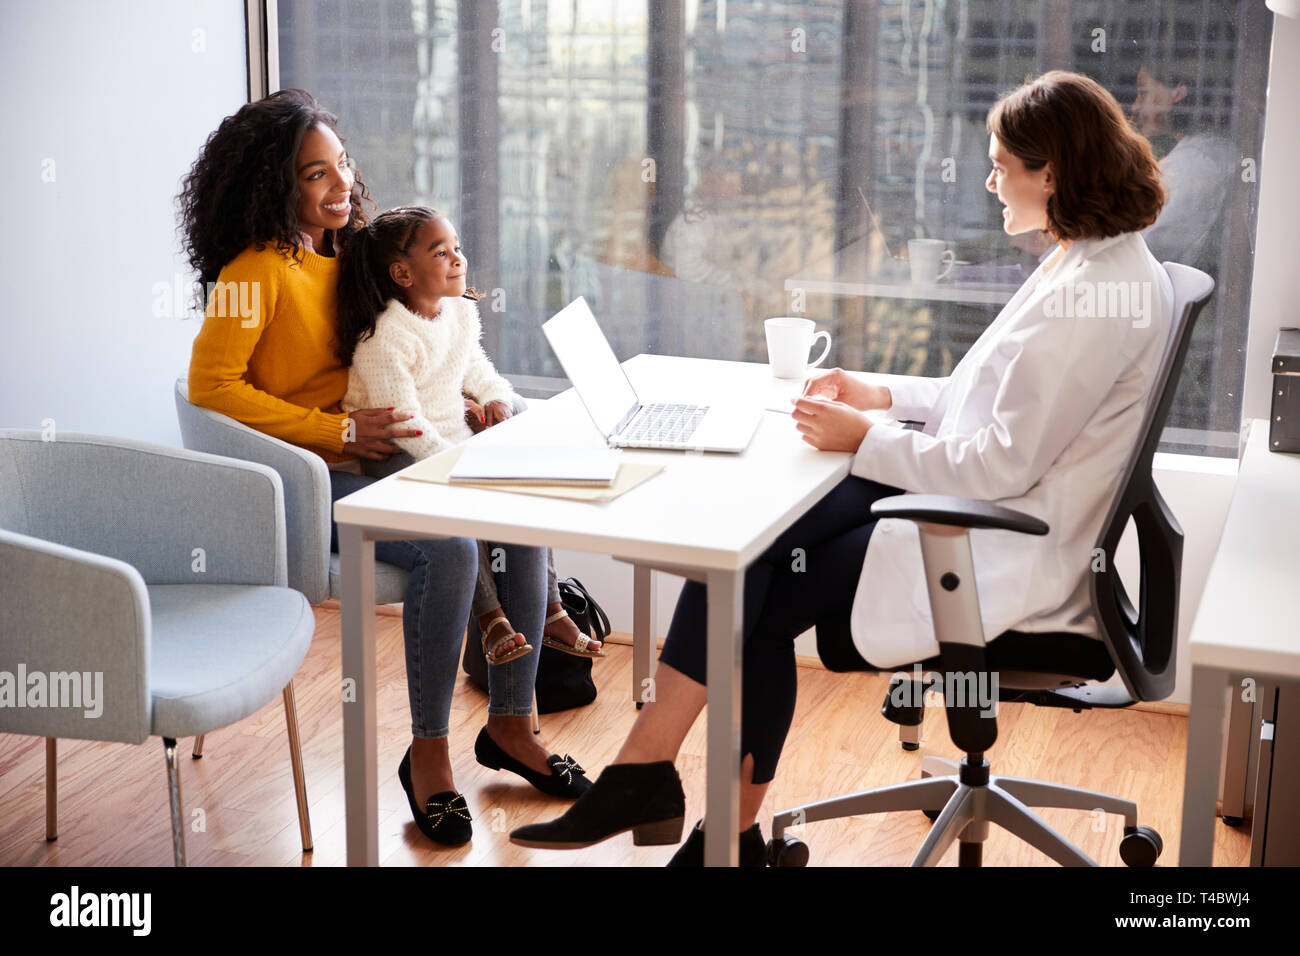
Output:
(509, 761), (685, 850)
(666, 820), (767, 866)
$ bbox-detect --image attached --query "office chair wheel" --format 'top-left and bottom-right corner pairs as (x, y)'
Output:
(1119, 825), (1163, 867)
(765, 835), (809, 867)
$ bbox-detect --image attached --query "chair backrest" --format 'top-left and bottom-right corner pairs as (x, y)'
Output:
(174, 376), (333, 603)
(1089, 262), (1214, 702)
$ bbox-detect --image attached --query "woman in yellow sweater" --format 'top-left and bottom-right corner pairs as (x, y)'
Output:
(179, 90), (592, 847)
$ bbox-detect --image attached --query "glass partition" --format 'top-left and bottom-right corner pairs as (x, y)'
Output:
(278, 0), (1270, 456)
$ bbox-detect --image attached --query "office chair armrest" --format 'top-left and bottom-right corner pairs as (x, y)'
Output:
(0, 528), (152, 743)
(871, 494), (1048, 536)
(870, 493), (1048, 754)
(175, 377), (330, 602)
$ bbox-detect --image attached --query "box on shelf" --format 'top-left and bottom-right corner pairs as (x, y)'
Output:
(1270, 327), (1300, 453)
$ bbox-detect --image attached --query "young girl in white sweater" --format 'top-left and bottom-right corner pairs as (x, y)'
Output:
(337, 205), (602, 665)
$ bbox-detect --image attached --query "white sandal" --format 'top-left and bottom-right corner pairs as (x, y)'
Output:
(541, 610), (605, 659)
(482, 616), (533, 666)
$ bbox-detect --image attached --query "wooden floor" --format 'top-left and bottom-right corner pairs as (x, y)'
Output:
(0, 604), (1251, 867)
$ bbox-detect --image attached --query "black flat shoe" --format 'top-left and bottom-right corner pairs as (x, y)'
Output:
(398, 746), (472, 846)
(666, 820), (768, 866)
(474, 726), (592, 798)
(509, 760), (685, 849)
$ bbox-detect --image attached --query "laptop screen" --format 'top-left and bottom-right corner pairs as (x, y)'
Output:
(542, 297), (639, 437)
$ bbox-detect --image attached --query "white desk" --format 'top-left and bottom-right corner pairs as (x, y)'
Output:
(784, 235), (1025, 306)
(1180, 419), (1300, 865)
(334, 354), (853, 866)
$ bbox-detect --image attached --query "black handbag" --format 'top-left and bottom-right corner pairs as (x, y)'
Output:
(460, 576), (607, 714)
(535, 578), (607, 713)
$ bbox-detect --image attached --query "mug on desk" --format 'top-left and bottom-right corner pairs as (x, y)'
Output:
(908, 238), (955, 285)
(765, 317), (832, 380)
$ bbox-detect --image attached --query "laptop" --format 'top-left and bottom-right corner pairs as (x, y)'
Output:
(542, 297), (762, 453)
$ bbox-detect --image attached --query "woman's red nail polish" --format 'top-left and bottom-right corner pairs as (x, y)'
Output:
(416, 430), (424, 436)
(387, 407), (394, 411)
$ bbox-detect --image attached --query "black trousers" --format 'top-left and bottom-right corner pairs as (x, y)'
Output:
(659, 475), (906, 784)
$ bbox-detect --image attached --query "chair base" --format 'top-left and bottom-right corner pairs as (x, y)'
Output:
(770, 755), (1150, 867)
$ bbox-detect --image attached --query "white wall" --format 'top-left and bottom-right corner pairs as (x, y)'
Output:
(0, 0), (246, 445)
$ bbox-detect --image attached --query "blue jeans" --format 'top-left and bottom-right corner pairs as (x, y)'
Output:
(330, 471), (547, 735)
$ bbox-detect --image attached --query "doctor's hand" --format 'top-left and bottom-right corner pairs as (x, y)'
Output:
(791, 395), (872, 452)
(801, 367), (891, 412)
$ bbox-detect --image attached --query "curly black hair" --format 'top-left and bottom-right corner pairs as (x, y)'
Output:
(176, 89), (372, 308)
(337, 205), (482, 365)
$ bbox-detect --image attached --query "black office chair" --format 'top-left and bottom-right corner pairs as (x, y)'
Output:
(768, 262), (1214, 867)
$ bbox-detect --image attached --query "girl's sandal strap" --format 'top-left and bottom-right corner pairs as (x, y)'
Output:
(482, 617), (531, 665)
(544, 610), (569, 625)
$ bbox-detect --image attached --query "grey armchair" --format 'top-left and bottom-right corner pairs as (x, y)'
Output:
(173, 377), (411, 606)
(0, 431), (314, 865)
(174, 378), (543, 735)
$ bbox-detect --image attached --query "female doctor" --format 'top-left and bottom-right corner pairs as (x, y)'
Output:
(510, 71), (1173, 864)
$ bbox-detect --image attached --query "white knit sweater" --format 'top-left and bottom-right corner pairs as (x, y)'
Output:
(342, 296), (517, 460)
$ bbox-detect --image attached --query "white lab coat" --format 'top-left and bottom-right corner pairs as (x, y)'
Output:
(849, 232), (1173, 668)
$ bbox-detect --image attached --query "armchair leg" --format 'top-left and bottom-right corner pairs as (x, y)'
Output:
(45, 738), (57, 842)
(985, 784), (1096, 867)
(992, 775), (1138, 829)
(192, 734), (205, 758)
(911, 785), (976, 866)
(163, 737), (187, 867)
(282, 682), (313, 853)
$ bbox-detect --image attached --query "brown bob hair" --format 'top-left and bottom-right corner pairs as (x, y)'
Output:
(987, 71), (1166, 242)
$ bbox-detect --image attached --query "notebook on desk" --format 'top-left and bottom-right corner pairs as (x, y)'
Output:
(447, 443), (621, 487)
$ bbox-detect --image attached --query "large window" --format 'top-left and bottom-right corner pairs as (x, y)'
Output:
(278, 0), (1270, 457)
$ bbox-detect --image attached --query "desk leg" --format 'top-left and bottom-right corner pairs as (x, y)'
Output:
(704, 569), (742, 867)
(1180, 664), (1228, 867)
(1221, 676), (1255, 826)
(633, 565), (656, 707)
(340, 525), (379, 867)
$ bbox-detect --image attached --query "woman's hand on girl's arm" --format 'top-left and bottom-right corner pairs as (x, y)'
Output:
(343, 407), (421, 460)
(800, 367), (891, 412)
(482, 400), (513, 427)
(465, 398), (487, 433)
(791, 395), (872, 452)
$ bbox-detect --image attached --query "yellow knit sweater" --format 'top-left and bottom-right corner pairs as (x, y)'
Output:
(188, 243), (352, 462)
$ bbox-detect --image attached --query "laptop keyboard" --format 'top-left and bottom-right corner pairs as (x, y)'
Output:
(621, 403), (708, 445)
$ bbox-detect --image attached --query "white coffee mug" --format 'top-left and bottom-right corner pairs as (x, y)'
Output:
(765, 317), (832, 380)
(908, 238), (955, 284)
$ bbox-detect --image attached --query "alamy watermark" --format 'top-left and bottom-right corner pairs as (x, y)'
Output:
(50, 886), (150, 935)
(152, 275), (260, 326)
(1042, 279), (1155, 329)
(888, 663), (999, 719)
(0, 665), (103, 718)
